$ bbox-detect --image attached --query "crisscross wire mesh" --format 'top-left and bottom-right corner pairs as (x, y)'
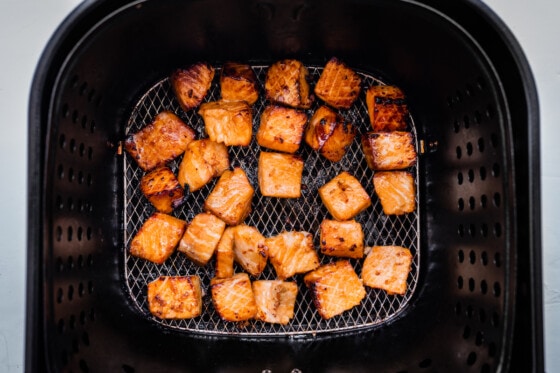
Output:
(123, 65), (420, 336)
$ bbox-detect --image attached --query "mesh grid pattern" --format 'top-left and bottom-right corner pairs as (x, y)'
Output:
(123, 65), (420, 336)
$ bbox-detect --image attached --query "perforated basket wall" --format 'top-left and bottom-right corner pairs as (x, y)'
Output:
(27, 0), (542, 372)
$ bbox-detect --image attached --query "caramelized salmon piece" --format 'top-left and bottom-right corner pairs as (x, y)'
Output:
(233, 224), (268, 277)
(314, 57), (361, 109)
(178, 212), (226, 266)
(319, 219), (364, 259)
(365, 85), (408, 131)
(258, 151), (304, 198)
(362, 246), (412, 295)
(177, 139), (229, 192)
(140, 166), (184, 213)
(304, 260), (366, 319)
(373, 171), (416, 215)
(220, 62), (259, 105)
(266, 231), (320, 280)
(147, 276), (202, 319)
(256, 105), (308, 153)
(204, 167), (255, 226)
(129, 213), (186, 264)
(318, 171), (371, 221)
(304, 105), (356, 162)
(211, 273), (257, 321)
(198, 100), (253, 146)
(124, 111), (196, 171)
(253, 280), (298, 325)
(171, 62), (215, 111)
(361, 131), (417, 170)
(265, 59), (313, 109)
(215, 227), (235, 279)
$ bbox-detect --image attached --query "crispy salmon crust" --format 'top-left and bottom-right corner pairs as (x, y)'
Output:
(211, 273), (257, 322)
(362, 246), (412, 295)
(258, 151), (304, 198)
(198, 100), (253, 146)
(365, 85), (408, 131)
(265, 59), (313, 109)
(253, 280), (298, 324)
(314, 57), (361, 109)
(318, 171), (371, 221)
(257, 105), (308, 153)
(177, 139), (229, 192)
(178, 212), (226, 266)
(147, 276), (202, 319)
(140, 166), (184, 213)
(171, 62), (215, 111)
(361, 131), (417, 170)
(319, 219), (364, 259)
(266, 231), (320, 280)
(220, 62), (259, 105)
(373, 171), (416, 215)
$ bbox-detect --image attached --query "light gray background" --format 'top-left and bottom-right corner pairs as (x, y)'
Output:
(0, 0), (557, 371)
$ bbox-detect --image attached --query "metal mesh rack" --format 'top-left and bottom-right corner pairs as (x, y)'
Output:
(123, 65), (420, 336)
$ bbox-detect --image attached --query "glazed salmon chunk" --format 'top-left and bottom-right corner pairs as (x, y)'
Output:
(314, 57), (361, 109)
(147, 276), (202, 319)
(233, 224), (269, 277)
(258, 151), (304, 198)
(318, 171), (371, 221)
(304, 260), (366, 319)
(198, 100), (253, 146)
(211, 273), (257, 322)
(129, 213), (186, 264)
(178, 212), (226, 266)
(362, 245), (413, 295)
(265, 59), (313, 109)
(361, 131), (417, 170)
(319, 219), (364, 259)
(214, 227), (235, 279)
(177, 139), (229, 192)
(171, 62), (215, 112)
(365, 85), (408, 132)
(373, 171), (416, 215)
(266, 231), (320, 280)
(220, 62), (259, 105)
(140, 166), (184, 213)
(124, 111), (196, 171)
(256, 105), (308, 153)
(253, 280), (298, 325)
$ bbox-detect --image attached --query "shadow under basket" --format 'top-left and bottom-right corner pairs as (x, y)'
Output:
(27, 0), (543, 372)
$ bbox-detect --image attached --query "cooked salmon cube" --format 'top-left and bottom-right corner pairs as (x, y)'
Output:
(314, 57), (361, 109)
(140, 167), (184, 213)
(266, 231), (320, 280)
(177, 139), (230, 192)
(220, 62), (259, 105)
(211, 273), (257, 321)
(124, 111), (196, 171)
(147, 276), (202, 319)
(318, 171), (371, 221)
(198, 100), (253, 146)
(178, 212), (226, 266)
(204, 167), (254, 226)
(215, 227), (235, 279)
(361, 131), (417, 170)
(304, 105), (356, 162)
(253, 280), (298, 324)
(258, 152), (304, 198)
(373, 171), (416, 215)
(256, 105), (307, 153)
(365, 85), (408, 131)
(129, 212), (186, 264)
(304, 260), (366, 319)
(233, 224), (268, 277)
(362, 246), (412, 295)
(319, 219), (364, 259)
(265, 59), (313, 109)
(171, 62), (215, 112)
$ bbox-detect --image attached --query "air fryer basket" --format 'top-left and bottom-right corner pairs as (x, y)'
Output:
(27, 0), (542, 372)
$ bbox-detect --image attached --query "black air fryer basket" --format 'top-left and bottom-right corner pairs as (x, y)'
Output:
(27, 0), (543, 371)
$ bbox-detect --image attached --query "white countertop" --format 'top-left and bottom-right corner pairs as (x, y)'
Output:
(0, 0), (557, 371)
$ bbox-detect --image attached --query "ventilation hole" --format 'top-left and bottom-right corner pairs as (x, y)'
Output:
(88, 89), (96, 103)
(466, 142), (473, 156)
(72, 110), (79, 123)
(72, 338), (79, 353)
(493, 282), (501, 297)
(469, 250), (476, 264)
(466, 351), (477, 366)
(87, 173), (93, 186)
(468, 224), (476, 237)
(59, 134), (66, 149)
(458, 172), (464, 185)
(77, 227), (83, 241)
(458, 198), (465, 211)
(82, 331), (90, 346)
(457, 276), (464, 289)
(463, 325), (471, 339)
(494, 253), (502, 267)
(87, 254), (94, 267)
(62, 104), (70, 118)
(486, 104), (495, 119)
(79, 143), (86, 157)
(480, 194), (488, 208)
(458, 224), (464, 237)
(70, 138), (77, 153)
(479, 167), (486, 180)
(78, 171), (85, 185)
(456, 146), (462, 159)
(57, 318), (65, 334)
(78, 282), (85, 297)
(81, 115), (88, 129)
(491, 312), (500, 327)
(68, 168), (75, 182)
(89, 308), (96, 321)
(464, 115), (470, 129)
(68, 197), (75, 211)
(468, 278), (475, 292)
(88, 281), (94, 294)
(492, 163), (500, 177)
(476, 77), (486, 91)
(454, 119), (460, 133)
(80, 311), (87, 325)
(488, 342), (497, 356)
(67, 226), (73, 242)
(477, 137), (485, 152)
(466, 305), (474, 318)
(56, 288), (63, 303)
(87, 227), (93, 240)
(57, 164), (64, 180)
(56, 226), (63, 241)
(494, 223), (502, 238)
(455, 302), (462, 315)
(456, 91), (463, 103)
(479, 308), (487, 323)
(475, 331), (485, 346)
(67, 256), (74, 270)
(79, 82), (88, 96)
(493, 193), (501, 207)
(480, 223), (488, 237)
(481, 363), (491, 373)
(90, 120), (96, 133)
(458, 250), (465, 263)
(469, 196), (475, 210)
(57, 257), (64, 272)
(474, 111), (482, 124)
(70, 75), (79, 88)
(88, 147), (93, 160)
(79, 359), (89, 373)
(69, 314), (76, 329)
(418, 358), (432, 368)
(480, 280), (488, 294)
(465, 84), (474, 97)
(481, 251), (488, 265)
(56, 195), (63, 210)
(468, 169), (475, 182)
(490, 133), (499, 148)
